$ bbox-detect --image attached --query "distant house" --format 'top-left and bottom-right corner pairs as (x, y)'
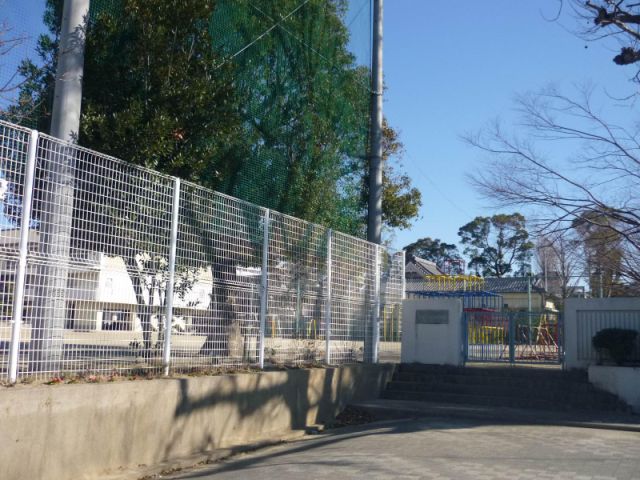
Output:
(404, 254), (443, 281)
(483, 277), (556, 312)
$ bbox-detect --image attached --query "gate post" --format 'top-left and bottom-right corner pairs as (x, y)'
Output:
(461, 312), (468, 365)
(508, 314), (515, 364)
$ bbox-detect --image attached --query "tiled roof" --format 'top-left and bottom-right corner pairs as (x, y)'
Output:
(482, 277), (545, 294)
(405, 255), (442, 276)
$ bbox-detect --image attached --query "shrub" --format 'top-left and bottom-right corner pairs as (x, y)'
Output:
(592, 328), (639, 365)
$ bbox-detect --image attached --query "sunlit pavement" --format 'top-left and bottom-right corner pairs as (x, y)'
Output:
(166, 418), (640, 479)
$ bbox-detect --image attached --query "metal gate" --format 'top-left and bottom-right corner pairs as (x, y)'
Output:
(463, 311), (563, 364)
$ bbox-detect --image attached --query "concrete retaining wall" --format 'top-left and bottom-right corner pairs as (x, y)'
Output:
(589, 365), (640, 413)
(0, 364), (394, 480)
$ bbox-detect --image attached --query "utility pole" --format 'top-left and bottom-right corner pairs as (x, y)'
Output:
(50, 0), (90, 141)
(32, 0), (90, 373)
(365, 0), (383, 364)
(367, 0), (383, 245)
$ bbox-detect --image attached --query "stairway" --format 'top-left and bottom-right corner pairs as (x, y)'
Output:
(381, 364), (632, 413)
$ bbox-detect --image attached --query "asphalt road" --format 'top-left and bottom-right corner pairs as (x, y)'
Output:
(166, 418), (640, 479)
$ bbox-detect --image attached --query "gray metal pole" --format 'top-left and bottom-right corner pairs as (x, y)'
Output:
(50, 0), (90, 141)
(8, 130), (39, 383)
(599, 271), (604, 298)
(371, 244), (381, 363)
(325, 229), (333, 364)
(31, 0), (89, 374)
(527, 273), (532, 346)
(367, 0), (383, 245)
(163, 178), (180, 376)
(258, 209), (270, 369)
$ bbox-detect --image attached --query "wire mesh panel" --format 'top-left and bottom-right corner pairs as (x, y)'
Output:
(379, 249), (403, 363)
(17, 133), (175, 380)
(0, 117), (400, 381)
(0, 120), (32, 381)
(266, 212), (327, 365)
(330, 231), (376, 364)
(174, 183), (264, 370)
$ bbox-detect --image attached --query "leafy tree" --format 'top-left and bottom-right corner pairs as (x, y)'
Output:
(8, 0), (422, 361)
(379, 120), (422, 232)
(403, 237), (463, 274)
(458, 213), (533, 277)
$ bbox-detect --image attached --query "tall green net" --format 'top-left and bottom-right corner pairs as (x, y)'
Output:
(211, 0), (372, 234)
(1, 0), (373, 235)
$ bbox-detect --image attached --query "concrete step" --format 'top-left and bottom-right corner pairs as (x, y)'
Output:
(393, 371), (595, 390)
(381, 389), (631, 413)
(349, 399), (640, 432)
(386, 380), (628, 410)
(397, 363), (586, 381)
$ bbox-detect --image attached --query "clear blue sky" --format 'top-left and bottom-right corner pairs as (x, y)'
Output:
(384, 0), (634, 251)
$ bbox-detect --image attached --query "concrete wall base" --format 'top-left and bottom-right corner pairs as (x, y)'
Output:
(588, 365), (640, 413)
(0, 364), (394, 480)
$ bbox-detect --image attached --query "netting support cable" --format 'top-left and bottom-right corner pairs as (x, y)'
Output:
(219, 0), (313, 69)
(324, 228), (333, 365)
(258, 208), (270, 369)
(163, 177), (181, 376)
(8, 129), (39, 383)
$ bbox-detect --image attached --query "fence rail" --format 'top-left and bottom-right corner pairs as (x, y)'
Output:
(0, 120), (404, 382)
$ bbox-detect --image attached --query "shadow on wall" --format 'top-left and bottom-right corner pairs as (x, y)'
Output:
(161, 365), (390, 461)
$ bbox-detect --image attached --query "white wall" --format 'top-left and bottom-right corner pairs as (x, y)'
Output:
(401, 298), (463, 366)
(564, 297), (640, 369)
(589, 366), (640, 413)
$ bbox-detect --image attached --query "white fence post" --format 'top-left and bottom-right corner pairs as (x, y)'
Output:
(8, 129), (39, 383)
(372, 244), (381, 363)
(258, 209), (270, 369)
(162, 178), (180, 376)
(325, 229), (333, 365)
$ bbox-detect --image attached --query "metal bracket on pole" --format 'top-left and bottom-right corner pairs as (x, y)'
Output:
(258, 209), (270, 369)
(163, 177), (180, 376)
(325, 229), (333, 365)
(8, 129), (39, 383)
(372, 244), (381, 363)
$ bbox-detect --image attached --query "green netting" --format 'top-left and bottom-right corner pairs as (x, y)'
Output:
(1, 0), (373, 235)
(211, 1), (371, 230)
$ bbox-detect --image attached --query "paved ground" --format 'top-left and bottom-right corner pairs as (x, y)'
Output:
(167, 418), (640, 480)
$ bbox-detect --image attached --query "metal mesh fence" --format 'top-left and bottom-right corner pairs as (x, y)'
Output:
(0, 119), (404, 382)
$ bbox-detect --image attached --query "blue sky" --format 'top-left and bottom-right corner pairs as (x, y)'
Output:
(384, 1), (635, 251)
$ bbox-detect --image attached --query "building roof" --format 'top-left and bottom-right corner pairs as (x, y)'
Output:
(482, 276), (546, 294)
(405, 254), (443, 277)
